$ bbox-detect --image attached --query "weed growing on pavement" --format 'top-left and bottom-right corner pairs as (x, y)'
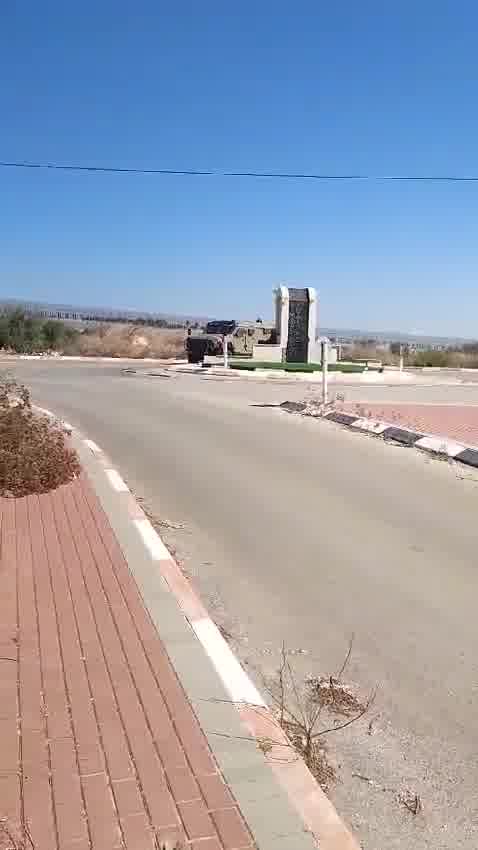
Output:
(0, 819), (34, 850)
(0, 375), (80, 497)
(263, 639), (376, 791)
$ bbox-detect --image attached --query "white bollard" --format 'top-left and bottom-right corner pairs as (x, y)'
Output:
(223, 335), (229, 369)
(321, 340), (329, 405)
(399, 344), (403, 373)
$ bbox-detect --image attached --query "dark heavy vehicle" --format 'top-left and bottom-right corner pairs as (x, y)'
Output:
(185, 320), (276, 363)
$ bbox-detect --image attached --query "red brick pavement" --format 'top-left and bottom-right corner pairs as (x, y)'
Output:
(341, 402), (478, 448)
(0, 476), (254, 850)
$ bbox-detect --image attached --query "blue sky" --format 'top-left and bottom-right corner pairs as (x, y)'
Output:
(1, 2), (477, 335)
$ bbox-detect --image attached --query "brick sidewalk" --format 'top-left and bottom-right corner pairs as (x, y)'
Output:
(0, 477), (253, 850)
(341, 402), (478, 448)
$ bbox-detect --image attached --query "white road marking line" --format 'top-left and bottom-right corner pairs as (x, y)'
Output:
(133, 518), (171, 561)
(84, 439), (102, 453)
(105, 468), (129, 492)
(191, 617), (266, 707)
(415, 436), (466, 458)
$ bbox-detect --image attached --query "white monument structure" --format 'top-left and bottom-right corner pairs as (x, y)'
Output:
(253, 285), (335, 364)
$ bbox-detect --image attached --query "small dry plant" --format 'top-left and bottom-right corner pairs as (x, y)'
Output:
(0, 819), (34, 850)
(0, 376), (80, 497)
(264, 638), (376, 790)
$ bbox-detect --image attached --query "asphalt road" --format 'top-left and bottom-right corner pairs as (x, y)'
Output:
(8, 361), (478, 850)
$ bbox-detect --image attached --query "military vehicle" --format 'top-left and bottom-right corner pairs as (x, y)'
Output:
(185, 319), (276, 362)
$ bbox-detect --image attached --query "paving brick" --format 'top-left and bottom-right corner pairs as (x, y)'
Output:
(144, 784), (179, 832)
(198, 772), (235, 810)
(82, 773), (123, 849)
(50, 738), (89, 848)
(167, 765), (201, 803)
(155, 825), (188, 848)
(23, 767), (57, 850)
(120, 813), (156, 850)
(1, 478), (260, 850)
(52, 489), (134, 781)
(21, 728), (49, 774)
(342, 402), (478, 448)
(112, 778), (147, 818)
(212, 806), (253, 849)
(0, 724), (20, 773)
(28, 497), (71, 742)
(191, 839), (222, 850)
(178, 798), (216, 840)
(173, 714), (217, 776)
(0, 772), (21, 832)
(155, 734), (189, 772)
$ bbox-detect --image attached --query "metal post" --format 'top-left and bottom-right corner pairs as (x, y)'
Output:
(321, 339), (328, 405)
(223, 335), (229, 369)
(399, 344), (403, 373)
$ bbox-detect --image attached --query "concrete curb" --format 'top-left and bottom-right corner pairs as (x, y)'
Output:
(123, 363), (445, 386)
(36, 405), (361, 850)
(281, 402), (478, 468)
(5, 354), (189, 365)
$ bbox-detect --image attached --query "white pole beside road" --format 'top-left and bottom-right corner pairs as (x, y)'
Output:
(223, 335), (229, 369)
(321, 339), (329, 405)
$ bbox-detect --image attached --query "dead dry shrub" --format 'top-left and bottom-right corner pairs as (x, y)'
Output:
(68, 325), (184, 359)
(263, 639), (375, 791)
(0, 376), (81, 497)
(0, 819), (33, 850)
(147, 329), (184, 359)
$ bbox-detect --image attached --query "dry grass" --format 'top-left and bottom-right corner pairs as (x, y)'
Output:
(65, 324), (185, 359)
(344, 345), (395, 365)
(409, 349), (478, 368)
(0, 376), (80, 497)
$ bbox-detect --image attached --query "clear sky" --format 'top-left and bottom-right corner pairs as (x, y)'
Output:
(1, 2), (477, 336)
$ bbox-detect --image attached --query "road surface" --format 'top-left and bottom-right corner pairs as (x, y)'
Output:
(8, 360), (478, 850)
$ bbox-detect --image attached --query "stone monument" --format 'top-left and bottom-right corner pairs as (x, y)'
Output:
(273, 285), (318, 363)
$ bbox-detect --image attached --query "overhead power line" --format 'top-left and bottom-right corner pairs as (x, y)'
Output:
(1, 159), (478, 182)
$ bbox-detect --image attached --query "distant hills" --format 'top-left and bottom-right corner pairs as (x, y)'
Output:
(1, 297), (476, 347)
(0, 297), (207, 325)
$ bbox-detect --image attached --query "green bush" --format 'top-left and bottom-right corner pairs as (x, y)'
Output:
(0, 310), (75, 353)
(410, 350), (455, 367)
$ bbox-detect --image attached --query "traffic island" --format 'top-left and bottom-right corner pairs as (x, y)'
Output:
(280, 398), (478, 468)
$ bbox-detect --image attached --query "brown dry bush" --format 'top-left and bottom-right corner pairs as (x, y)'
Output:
(0, 377), (81, 497)
(345, 345), (395, 365)
(66, 324), (185, 359)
